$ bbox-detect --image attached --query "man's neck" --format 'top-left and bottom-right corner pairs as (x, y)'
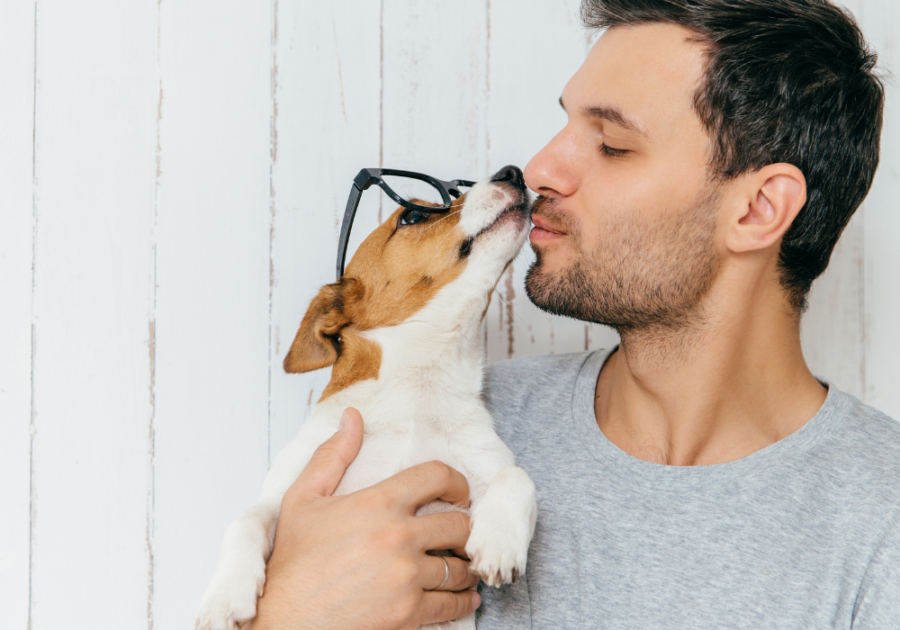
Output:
(594, 294), (828, 467)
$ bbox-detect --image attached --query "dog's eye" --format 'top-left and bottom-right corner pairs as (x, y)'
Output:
(400, 209), (429, 225)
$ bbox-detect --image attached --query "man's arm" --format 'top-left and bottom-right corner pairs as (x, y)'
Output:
(253, 409), (481, 630)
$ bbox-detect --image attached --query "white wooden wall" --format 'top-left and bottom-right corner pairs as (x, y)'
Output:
(1, 1), (897, 627)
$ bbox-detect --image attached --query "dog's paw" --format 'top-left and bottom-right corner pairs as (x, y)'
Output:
(195, 554), (267, 630)
(465, 467), (536, 588)
(466, 516), (530, 587)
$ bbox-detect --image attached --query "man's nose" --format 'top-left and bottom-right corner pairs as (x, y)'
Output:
(524, 127), (579, 198)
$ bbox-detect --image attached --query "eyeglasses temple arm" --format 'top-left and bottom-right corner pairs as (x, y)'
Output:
(337, 184), (363, 280)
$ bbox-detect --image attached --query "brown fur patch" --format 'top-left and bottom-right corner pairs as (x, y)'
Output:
(283, 277), (364, 374)
(320, 333), (383, 399)
(285, 196), (471, 401)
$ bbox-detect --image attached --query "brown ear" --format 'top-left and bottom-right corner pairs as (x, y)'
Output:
(283, 277), (363, 374)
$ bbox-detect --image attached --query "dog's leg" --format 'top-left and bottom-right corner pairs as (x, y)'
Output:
(196, 420), (337, 630)
(421, 611), (476, 630)
(452, 422), (538, 588)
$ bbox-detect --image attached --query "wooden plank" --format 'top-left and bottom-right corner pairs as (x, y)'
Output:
(0, 1), (35, 627)
(268, 0), (381, 460)
(382, 0), (493, 367)
(151, 1), (274, 627)
(382, 0), (488, 185)
(485, 0), (619, 362)
(799, 1), (867, 398)
(859, 0), (900, 419)
(801, 211), (866, 398)
(28, 1), (157, 627)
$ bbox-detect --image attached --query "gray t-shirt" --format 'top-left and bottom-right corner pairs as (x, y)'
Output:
(475, 349), (900, 629)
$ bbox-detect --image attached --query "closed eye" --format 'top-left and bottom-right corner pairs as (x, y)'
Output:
(599, 143), (630, 158)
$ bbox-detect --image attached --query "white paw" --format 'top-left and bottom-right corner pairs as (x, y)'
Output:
(465, 466), (536, 588)
(196, 512), (273, 630)
(196, 552), (266, 630)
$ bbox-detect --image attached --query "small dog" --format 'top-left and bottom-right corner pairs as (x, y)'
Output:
(197, 166), (538, 630)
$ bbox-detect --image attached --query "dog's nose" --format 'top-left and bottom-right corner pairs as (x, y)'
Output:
(490, 165), (525, 190)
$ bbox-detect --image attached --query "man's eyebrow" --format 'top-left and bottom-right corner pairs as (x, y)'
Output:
(559, 96), (648, 138)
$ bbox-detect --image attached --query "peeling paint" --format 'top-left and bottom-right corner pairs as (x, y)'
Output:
(155, 6), (163, 190)
(550, 322), (555, 354)
(271, 0), (279, 163)
(155, 87), (163, 181)
(148, 4), (161, 625)
(146, 320), (155, 630)
(504, 263), (515, 358)
(267, 0), (280, 469)
(485, 0), (491, 156)
(332, 12), (348, 125)
(271, 76), (279, 163)
(377, 0), (384, 223)
(148, 321), (156, 406)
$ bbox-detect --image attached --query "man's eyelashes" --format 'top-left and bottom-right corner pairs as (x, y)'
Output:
(599, 143), (630, 158)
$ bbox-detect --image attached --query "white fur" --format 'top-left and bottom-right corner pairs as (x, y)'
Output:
(196, 178), (538, 630)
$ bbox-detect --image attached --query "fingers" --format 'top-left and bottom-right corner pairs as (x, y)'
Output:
(292, 408), (364, 503)
(423, 555), (480, 592)
(416, 590), (481, 627)
(374, 460), (470, 513)
(414, 511), (471, 552)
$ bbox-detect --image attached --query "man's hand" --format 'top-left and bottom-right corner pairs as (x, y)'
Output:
(252, 408), (481, 630)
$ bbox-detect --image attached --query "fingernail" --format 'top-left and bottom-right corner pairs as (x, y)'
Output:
(339, 409), (350, 431)
(471, 592), (481, 610)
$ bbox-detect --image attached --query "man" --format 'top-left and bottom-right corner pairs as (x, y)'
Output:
(254, 1), (898, 628)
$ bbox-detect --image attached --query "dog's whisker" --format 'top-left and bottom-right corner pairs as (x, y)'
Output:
(425, 208), (462, 231)
(492, 288), (530, 329)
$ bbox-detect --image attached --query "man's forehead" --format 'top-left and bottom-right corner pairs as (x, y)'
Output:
(563, 23), (707, 139)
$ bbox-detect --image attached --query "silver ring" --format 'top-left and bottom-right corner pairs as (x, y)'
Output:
(435, 556), (450, 590)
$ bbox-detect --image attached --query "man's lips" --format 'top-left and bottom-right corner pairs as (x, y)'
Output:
(530, 214), (566, 243)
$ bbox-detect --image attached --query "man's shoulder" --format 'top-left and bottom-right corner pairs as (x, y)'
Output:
(480, 350), (602, 445)
(828, 389), (900, 475)
(484, 350), (596, 381)
(482, 350), (598, 407)
(814, 389), (900, 521)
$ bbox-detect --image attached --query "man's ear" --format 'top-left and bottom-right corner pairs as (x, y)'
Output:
(283, 277), (363, 374)
(726, 163), (807, 253)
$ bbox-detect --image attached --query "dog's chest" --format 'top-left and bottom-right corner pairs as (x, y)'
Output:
(333, 421), (481, 498)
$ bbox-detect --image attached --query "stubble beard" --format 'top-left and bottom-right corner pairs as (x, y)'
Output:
(524, 188), (721, 345)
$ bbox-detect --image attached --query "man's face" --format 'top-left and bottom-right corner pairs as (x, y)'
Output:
(524, 23), (723, 331)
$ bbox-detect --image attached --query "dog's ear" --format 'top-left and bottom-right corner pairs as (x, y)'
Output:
(283, 277), (364, 374)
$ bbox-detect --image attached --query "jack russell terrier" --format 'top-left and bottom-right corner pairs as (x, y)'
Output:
(197, 165), (538, 630)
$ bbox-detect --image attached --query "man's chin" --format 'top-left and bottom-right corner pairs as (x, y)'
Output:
(523, 255), (622, 328)
(523, 257), (576, 319)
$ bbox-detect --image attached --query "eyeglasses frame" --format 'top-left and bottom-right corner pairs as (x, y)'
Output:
(336, 168), (476, 280)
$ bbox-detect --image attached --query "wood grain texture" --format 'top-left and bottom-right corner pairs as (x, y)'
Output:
(858, 0), (900, 420)
(151, 1), (273, 627)
(382, 0), (488, 179)
(268, 0), (381, 460)
(800, 0), (870, 402)
(801, 211), (866, 398)
(3, 3), (898, 628)
(0, 2), (35, 627)
(28, 1), (157, 627)
(802, 0), (899, 415)
(484, 0), (620, 362)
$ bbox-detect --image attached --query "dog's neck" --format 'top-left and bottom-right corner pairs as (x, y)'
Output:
(319, 286), (489, 419)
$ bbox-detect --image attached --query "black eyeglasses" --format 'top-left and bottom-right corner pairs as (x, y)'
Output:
(336, 168), (476, 280)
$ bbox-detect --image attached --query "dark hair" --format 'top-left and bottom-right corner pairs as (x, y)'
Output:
(581, 0), (884, 311)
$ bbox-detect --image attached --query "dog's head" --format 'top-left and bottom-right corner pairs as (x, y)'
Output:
(284, 165), (529, 387)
